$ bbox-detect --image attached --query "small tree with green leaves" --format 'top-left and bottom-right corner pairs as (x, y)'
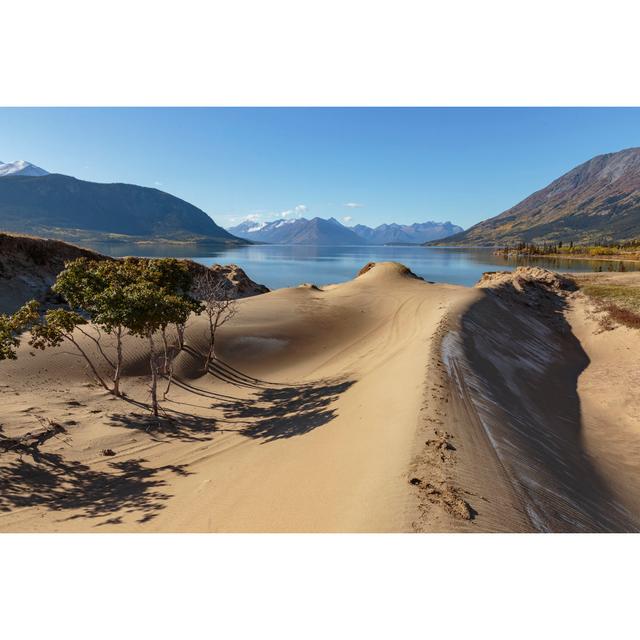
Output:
(50, 258), (138, 396)
(32, 257), (146, 396)
(0, 300), (40, 361)
(118, 259), (201, 416)
(24, 257), (200, 416)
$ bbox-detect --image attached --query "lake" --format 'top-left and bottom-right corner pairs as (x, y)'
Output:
(86, 243), (639, 289)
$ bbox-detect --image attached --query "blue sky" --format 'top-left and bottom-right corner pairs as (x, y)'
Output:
(2, 107), (639, 230)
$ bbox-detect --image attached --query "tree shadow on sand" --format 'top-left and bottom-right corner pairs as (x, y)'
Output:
(0, 449), (190, 524)
(0, 360), (354, 525)
(108, 376), (356, 444)
(113, 350), (357, 444)
(182, 347), (283, 389)
(107, 408), (218, 443)
(221, 379), (356, 442)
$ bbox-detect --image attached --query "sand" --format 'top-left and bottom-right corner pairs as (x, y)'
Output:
(1, 263), (639, 532)
(431, 269), (640, 532)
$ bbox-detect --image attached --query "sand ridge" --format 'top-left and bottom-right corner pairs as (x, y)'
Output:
(434, 269), (640, 532)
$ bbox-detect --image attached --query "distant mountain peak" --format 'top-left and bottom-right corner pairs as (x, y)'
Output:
(349, 220), (464, 244)
(0, 160), (49, 178)
(228, 216), (462, 245)
(436, 147), (640, 246)
(228, 216), (364, 245)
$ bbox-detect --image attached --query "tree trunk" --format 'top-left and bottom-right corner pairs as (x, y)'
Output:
(175, 323), (185, 350)
(204, 315), (215, 371)
(68, 334), (111, 393)
(113, 326), (123, 397)
(163, 365), (174, 400)
(162, 330), (175, 399)
(210, 314), (221, 363)
(205, 343), (214, 372)
(149, 333), (159, 417)
(161, 327), (169, 374)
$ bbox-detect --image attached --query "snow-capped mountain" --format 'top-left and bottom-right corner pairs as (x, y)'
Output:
(228, 217), (366, 245)
(0, 160), (50, 177)
(229, 216), (463, 245)
(350, 221), (464, 244)
(229, 218), (297, 238)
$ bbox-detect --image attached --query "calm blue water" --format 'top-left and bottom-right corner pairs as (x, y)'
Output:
(87, 243), (637, 290)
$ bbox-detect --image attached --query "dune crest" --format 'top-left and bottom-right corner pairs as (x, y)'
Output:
(356, 260), (423, 280)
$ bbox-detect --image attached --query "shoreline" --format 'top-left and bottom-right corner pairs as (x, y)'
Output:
(495, 250), (640, 264)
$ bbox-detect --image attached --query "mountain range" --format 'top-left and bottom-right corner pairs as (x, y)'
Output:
(350, 221), (463, 244)
(228, 217), (365, 245)
(4, 148), (640, 249)
(0, 164), (245, 245)
(435, 147), (640, 246)
(228, 217), (462, 245)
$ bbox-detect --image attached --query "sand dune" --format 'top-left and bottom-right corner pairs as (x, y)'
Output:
(440, 269), (640, 532)
(1, 263), (639, 532)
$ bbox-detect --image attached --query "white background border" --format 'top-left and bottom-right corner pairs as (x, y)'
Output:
(2, 0), (640, 106)
(2, 1), (640, 638)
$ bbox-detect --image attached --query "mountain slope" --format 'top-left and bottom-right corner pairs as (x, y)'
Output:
(0, 160), (49, 177)
(351, 221), (463, 244)
(435, 147), (640, 246)
(228, 216), (365, 245)
(0, 232), (108, 314)
(0, 174), (245, 244)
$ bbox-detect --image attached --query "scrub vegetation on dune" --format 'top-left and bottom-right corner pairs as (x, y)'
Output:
(3, 257), (207, 417)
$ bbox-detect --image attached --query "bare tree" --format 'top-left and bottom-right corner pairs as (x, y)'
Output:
(192, 271), (238, 371)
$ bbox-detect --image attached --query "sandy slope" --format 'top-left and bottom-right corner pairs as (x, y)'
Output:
(434, 270), (640, 532)
(564, 288), (640, 524)
(0, 262), (475, 532)
(1, 263), (639, 532)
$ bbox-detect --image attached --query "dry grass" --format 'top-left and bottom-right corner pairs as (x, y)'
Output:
(581, 284), (640, 313)
(580, 283), (640, 329)
(599, 303), (640, 329)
